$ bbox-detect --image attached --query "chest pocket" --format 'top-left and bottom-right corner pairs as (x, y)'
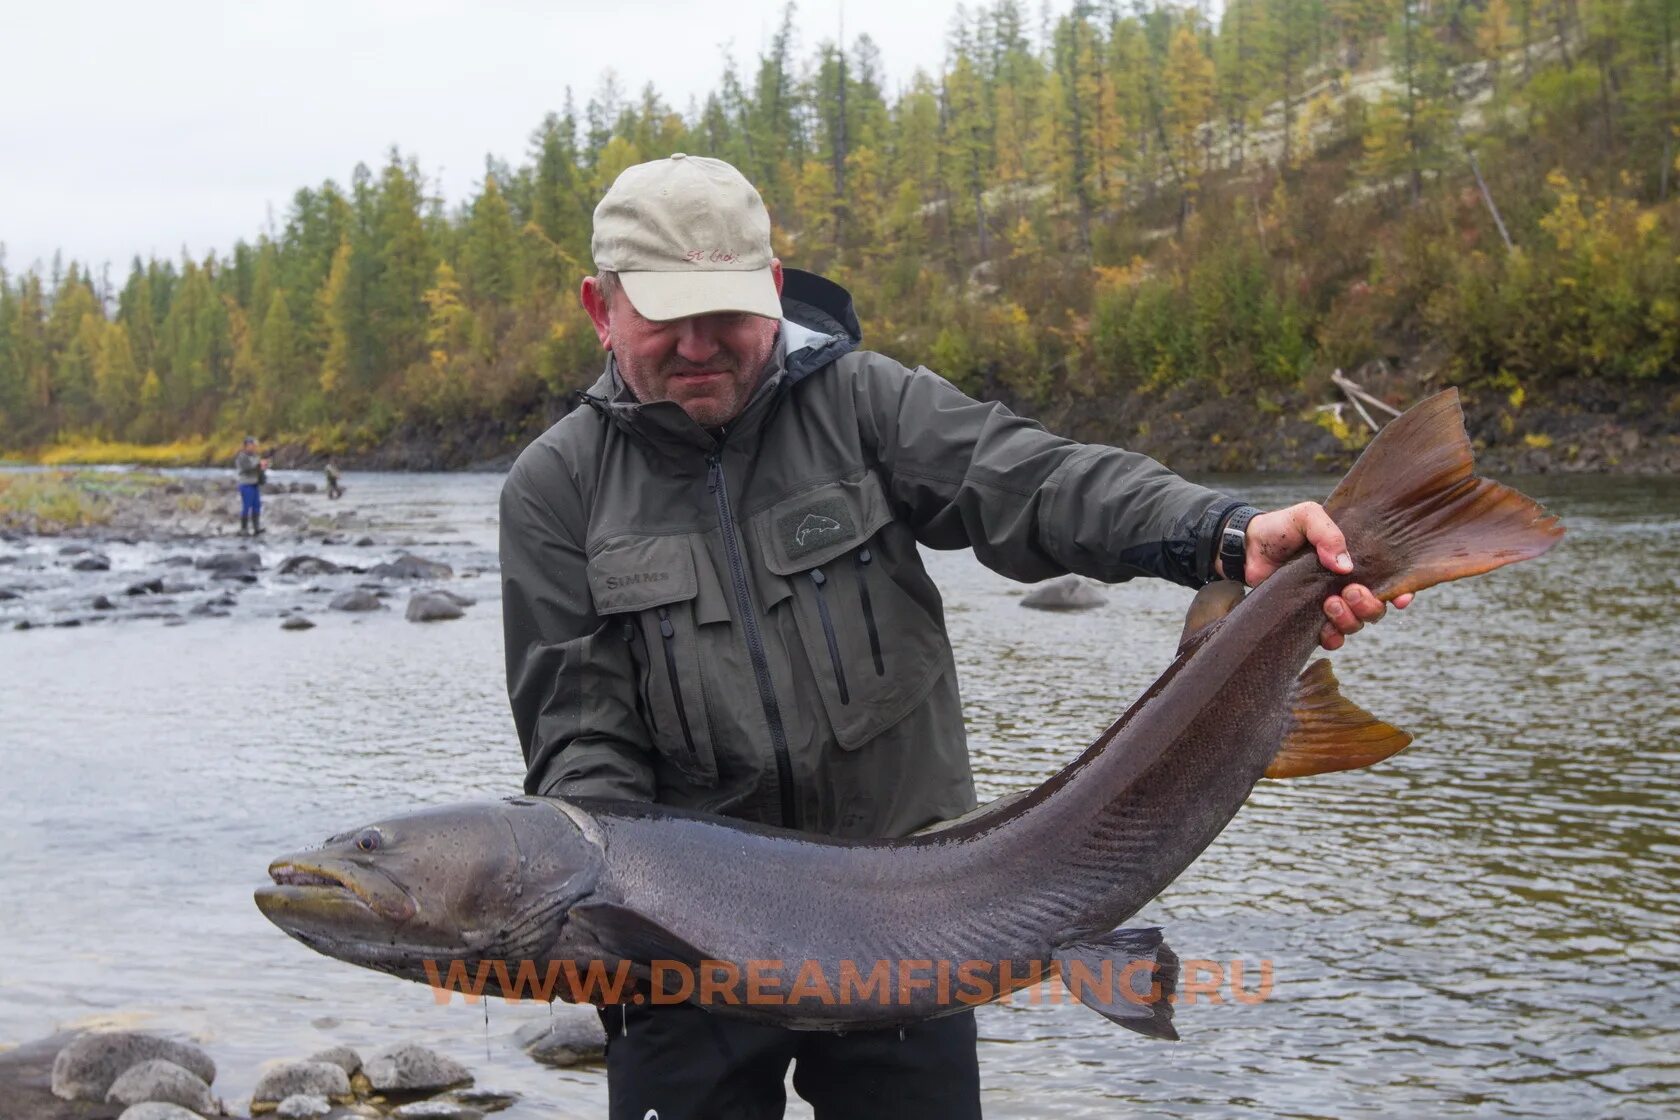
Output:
(586, 534), (719, 787)
(752, 472), (948, 750)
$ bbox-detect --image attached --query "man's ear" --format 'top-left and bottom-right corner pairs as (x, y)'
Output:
(580, 276), (614, 350)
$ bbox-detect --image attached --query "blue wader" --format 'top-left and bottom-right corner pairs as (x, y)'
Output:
(239, 483), (261, 518)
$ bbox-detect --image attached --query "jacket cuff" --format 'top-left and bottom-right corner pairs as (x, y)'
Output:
(1193, 499), (1250, 587)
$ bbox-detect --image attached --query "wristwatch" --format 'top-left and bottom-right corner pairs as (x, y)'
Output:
(1218, 505), (1259, 585)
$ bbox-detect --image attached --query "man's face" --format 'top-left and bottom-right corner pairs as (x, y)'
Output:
(581, 264), (783, 429)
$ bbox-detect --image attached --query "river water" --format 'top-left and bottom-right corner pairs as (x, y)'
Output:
(1, 470), (1676, 1118)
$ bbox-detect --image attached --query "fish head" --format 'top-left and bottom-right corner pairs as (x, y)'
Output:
(255, 797), (602, 982)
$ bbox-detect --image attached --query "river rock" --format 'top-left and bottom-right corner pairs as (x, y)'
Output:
(251, 1060), (351, 1109)
(59, 543), (91, 555)
(363, 1044), (471, 1093)
(355, 537), (375, 547)
(72, 554), (112, 571)
(305, 1047), (362, 1076)
(126, 578), (165, 596)
(515, 1009), (606, 1067)
(275, 1093), (333, 1119)
(106, 1059), (214, 1113)
(368, 553), (453, 580)
(279, 555), (343, 577)
(211, 570), (258, 584)
(405, 592), (464, 622)
(329, 589), (383, 612)
(390, 1101), (482, 1120)
(1019, 575), (1107, 611)
(118, 1103), (204, 1120)
(432, 590), (476, 607)
(195, 551), (262, 573)
(92, 594), (115, 610)
(0, 587), (20, 599)
(162, 555), (195, 567)
(281, 616), (316, 631)
(52, 1031), (216, 1101)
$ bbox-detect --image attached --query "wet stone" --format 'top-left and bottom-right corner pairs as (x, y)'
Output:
(0, 587), (22, 599)
(281, 616), (316, 631)
(363, 1044), (471, 1093)
(390, 1101), (482, 1120)
(161, 555), (196, 567)
(278, 555), (343, 577)
(195, 551), (262, 573)
(51, 1030), (217, 1101)
(368, 553), (453, 580)
(72, 554), (112, 571)
(126, 578), (165, 596)
(405, 592), (464, 622)
(106, 1059), (215, 1113)
(275, 1093), (333, 1119)
(118, 1104), (204, 1120)
(329, 589), (383, 612)
(251, 1060), (352, 1109)
(305, 1047), (362, 1077)
(92, 595), (116, 610)
(1019, 575), (1108, 611)
(515, 1010), (606, 1068)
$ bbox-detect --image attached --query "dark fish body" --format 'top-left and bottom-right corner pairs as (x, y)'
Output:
(257, 390), (1562, 1035)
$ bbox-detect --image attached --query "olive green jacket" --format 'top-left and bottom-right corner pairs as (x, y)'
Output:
(500, 270), (1240, 839)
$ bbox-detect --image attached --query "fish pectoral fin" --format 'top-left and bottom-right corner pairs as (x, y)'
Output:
(1054, 926), (1180, 1041)
(1267, 659), (1414, 779)
(1177, 581), (1247, 653)
(568, 900), (710, 968)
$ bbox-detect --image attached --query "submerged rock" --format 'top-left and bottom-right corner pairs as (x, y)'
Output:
(368, 553), (453, 580)
(405, 592), (464, 622)
(126, 578), (165, 596)
(161, 555), (196, 567)
(106, 1059), (214, 1113)
(281, 616), (316, 631)
(51, 1031), (216, 1102)
(390, 1101), (482, 1120)
(92, 595), (116, 610)
(195, 551), (262, 573)
(329, 589), (383, 612)
(278, 555), (343, 577)
(1019, 575), (1108, 611)
(363, 1044), (471, 1093)
(515, 1009), (606, 1067)
(304, 1047), (361, 1077)
(71, 554), (112, 572)
(251, 1060), (351, 1110)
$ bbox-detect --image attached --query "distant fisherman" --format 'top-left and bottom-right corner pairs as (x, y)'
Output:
(499, 155), (1413, 1120)
(234, 436), (268, 536)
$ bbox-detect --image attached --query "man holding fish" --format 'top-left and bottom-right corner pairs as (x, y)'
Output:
(498, 154), (1409, 1120)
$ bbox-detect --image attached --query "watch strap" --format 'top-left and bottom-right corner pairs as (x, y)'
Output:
(1218, 505), (1259, 584)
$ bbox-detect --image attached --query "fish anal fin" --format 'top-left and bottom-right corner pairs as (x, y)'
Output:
(1267, 660), (1413, 780)
(1178, 581), (1246, 652)
(1054, 926), (1180, 1041)
(568, 900), (710, 968)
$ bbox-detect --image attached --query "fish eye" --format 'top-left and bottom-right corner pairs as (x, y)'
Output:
(355, 829), (383, 853)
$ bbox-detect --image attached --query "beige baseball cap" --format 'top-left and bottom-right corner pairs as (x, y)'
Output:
(591, 154), (781, 322)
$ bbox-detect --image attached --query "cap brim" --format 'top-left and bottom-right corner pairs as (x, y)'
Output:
(619, 268), (782, 322)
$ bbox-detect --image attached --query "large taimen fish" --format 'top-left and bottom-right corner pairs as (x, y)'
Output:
(256, 389), (1562, 1038)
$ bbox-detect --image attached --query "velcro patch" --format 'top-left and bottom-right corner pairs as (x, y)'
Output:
(778, 497), (856, 562)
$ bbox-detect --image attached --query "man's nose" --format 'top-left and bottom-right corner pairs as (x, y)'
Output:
(674, 317), (723, 364)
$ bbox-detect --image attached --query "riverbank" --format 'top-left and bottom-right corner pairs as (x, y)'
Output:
(6, 376), (1677, 476)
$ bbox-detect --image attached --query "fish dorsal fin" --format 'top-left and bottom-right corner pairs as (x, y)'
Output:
(1267, 660), (1413, 779)
(1178, 581), (1247, 652)
(568, 900), (710, 967)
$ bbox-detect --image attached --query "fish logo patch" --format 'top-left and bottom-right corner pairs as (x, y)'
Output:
(796, 514), (842, 546)
(778, 497), (856, 561)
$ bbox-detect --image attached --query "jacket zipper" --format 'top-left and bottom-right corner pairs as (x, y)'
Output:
(655, 606), (700, 767)
(807, 568), (850, 704)
(623, 619), (657, 738)
(706, 452), (797, 828)
(854, 549), (885, 676)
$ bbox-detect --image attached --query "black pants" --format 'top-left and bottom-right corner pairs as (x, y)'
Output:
(598, 1003), (981, 1120)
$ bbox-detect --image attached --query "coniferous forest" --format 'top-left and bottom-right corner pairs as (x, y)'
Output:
(2, 0), (1676, 468)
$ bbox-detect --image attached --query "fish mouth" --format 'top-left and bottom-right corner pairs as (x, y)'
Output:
(256, 857), (417, 926)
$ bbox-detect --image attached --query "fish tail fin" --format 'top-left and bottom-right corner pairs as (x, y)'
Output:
(1056, 927), (1181, 1041)
(1267, 660), (1412, 779)
(1324, 388), (1564, 600)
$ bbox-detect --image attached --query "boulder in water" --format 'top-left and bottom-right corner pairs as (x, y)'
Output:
(304, 1047), (362, 1077)
(368, 553), (453, 580)
(515, 1009), (606, 1067)
(106, 1059), (214, 1113)
(118, 1103), (205, 1120)
(329, 589), (383, 612)
(405, 592), (464, 622)
(275, 1093), (333, 1119)
(1019, 575), (1107, 611)
(71, 554), (111, 572)
(126, 578), (165, 596)
(251, 1060), (352, 1109)
(362, 1044), (471, 1093)
(194, 551), (262, 573)
(281, 616), (316, 631)
(51, 1031), (216, 1102)
(92, 594), (115, 610)
(278, 555), (343, 577)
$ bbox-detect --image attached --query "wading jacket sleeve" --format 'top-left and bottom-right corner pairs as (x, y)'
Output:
(500, 274), (1239, 840)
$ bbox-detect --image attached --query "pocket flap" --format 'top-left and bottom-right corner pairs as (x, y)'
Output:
(756, 473), (894, 575)
(587, 535), (698, 614)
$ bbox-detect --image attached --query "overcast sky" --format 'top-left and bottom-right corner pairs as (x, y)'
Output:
(1, 0), (976, 279)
